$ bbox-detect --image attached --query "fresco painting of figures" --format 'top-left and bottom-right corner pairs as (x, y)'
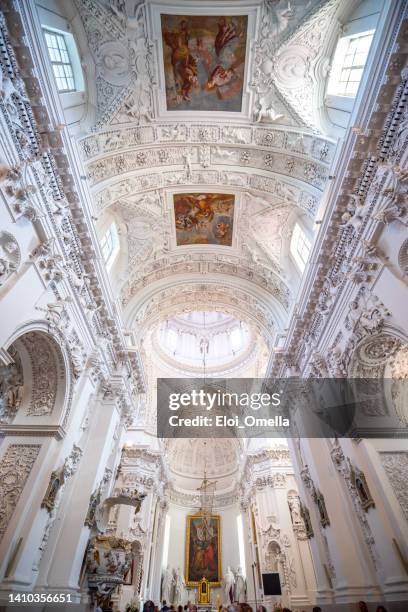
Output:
(161, 14), (248, 112)
(173, 193), (235, 246)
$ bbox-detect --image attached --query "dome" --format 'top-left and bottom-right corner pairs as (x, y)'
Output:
(157, 310), (252, 370)
(164, 439), (241, 491)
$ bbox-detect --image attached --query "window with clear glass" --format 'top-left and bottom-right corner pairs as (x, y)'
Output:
(327, 30), (374, 98)
(290, 223), (311, 272)
(296, 229), (311, 265)
(43, 30), (76, 92)
(100, 222), (120, 269)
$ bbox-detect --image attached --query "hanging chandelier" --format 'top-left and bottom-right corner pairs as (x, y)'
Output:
(197, 469), (216, 517)
(197, 441), (217, 524)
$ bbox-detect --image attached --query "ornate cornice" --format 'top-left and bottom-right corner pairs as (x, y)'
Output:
(167, 483), (239, 509)
(271, 11), (408, 375)
(0, 3), (145, 399)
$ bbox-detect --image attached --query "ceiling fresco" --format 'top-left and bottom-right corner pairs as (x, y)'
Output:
(173, 193), (235, 246)
(77, 0), (333, 127)
(161, 14), (248, 112)
(72, 0), (341, 353)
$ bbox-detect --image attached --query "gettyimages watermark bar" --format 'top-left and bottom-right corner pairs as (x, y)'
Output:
(157, 378), (408, 439)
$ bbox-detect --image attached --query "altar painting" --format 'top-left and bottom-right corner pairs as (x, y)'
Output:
(185, 513), (221, 585)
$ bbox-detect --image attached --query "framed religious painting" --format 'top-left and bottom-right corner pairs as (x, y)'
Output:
(185, 513), (221, 586)
(148, 1), (259, 120)
(173, 192), (235, 247)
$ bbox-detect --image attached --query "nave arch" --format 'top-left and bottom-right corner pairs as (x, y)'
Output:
(124, 277), (288, 351)
(1, 320), (74, 431)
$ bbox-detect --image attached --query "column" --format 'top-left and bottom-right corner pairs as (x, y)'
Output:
(39, 389), (122, 599)
(298, 437), (382, 603)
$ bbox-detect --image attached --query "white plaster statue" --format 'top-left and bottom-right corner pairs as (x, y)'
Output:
(288, 495), (303, 526)
(6, 383), (23, 414)
(234, 567), (246, 602)
(162, 564), (174, 603)
(173, 566), (186, 604)
(0, 237), (19, 285)
(223, 566), (235, 605)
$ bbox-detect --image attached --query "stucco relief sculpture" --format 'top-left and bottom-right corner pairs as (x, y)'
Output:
(84, 479), (146, 536)
(0, 0), (407, 608)
(86, 535), (133, 595)
(380, 452), (408, 522)
(41, 445), (83, 513)
(3, 166), (39, 221)
(1, 7), (145, 407)
(288, 492), (308, 540)
(222, 566), (235, 604)
(74, 0), (154, 125)
(312, 487), (330, 528)
(234, 566), (246, 602)
(85, 486), (102, 530)
(161, 564), (174, 602)
(251, 0), (338, 130)
(0, 231), (20, 287)
(330, 442), (379, 568)
(300, 500), (314, 539)
(20, 332), (59, 417)
(173, 567), (186, 604)
(33, 445), (82, 571)
(41, 467), (66, 514)
(349, 461), (375, 512)
(0, 444), (41, 540)
(0, 346), (24, 423)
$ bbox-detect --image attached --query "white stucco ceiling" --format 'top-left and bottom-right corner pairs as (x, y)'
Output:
(68, 0), (343, 434)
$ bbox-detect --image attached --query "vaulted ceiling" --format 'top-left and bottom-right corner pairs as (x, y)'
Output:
(69, 0), (346, 374)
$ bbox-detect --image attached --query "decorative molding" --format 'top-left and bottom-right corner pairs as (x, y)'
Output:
(331, 442), (378, 568)
(121, 258), (291, 313)
(74, 0), (154, 128)
(41, 444), (83, 513)
(288, 492), (308, 540)
(20, 332), (59, 417)
(0, 5), (145, 397)
(0, 344), (23, 424)
(300, 500), (314, 539)
(250, 0), (340, 131)
(0, 444), (41, 541)
(33, 444), (83, 571)
(167, 485), (239, 510)
(398, 238), (408, 275)
(380, 451), (408, 522)
(0, 231), (20, 287)
(271, 21), (408, 376)
(312, 486), (330, 529)
(85, 143), (330, 191)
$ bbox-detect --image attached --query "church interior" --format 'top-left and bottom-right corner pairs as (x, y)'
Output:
(0, 0), (408, 610)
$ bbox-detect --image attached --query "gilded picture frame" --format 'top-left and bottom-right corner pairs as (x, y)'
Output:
(185, 513), (221, 586)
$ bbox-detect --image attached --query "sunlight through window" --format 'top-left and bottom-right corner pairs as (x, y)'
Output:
(290, 223), (311, 272)
(162, 514), (171, 569)
(327, 30), (374, 97)
(43, 29), (76, 92)
(100, 222), (120, 270)
(237, 514), (246, 578)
